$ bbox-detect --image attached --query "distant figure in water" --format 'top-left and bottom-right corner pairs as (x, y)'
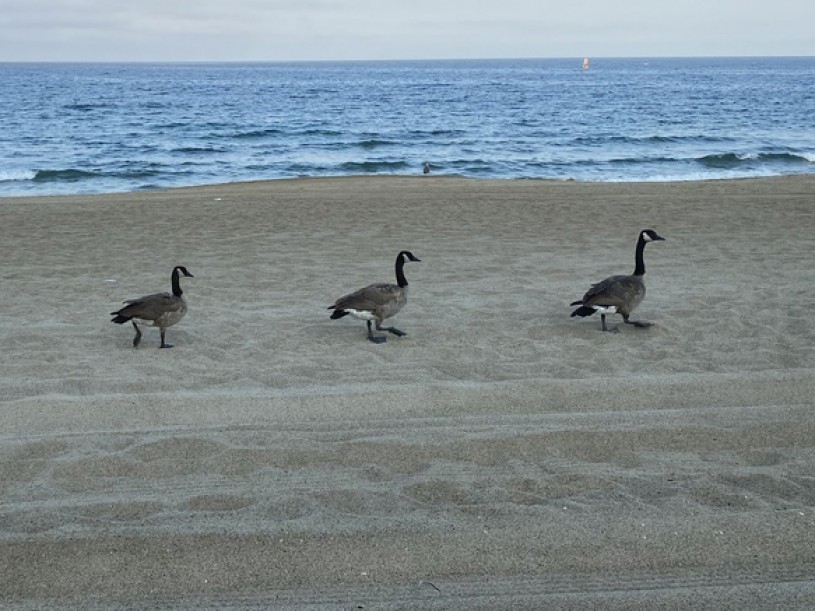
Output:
(423, 162), (431, 174)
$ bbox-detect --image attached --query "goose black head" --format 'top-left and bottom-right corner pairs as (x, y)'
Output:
(399, 250), (421, 263)
(641, 229), (665, 243)
(173, 266), (194, 278)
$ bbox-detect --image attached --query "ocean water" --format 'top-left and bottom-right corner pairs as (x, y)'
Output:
(1, 57), (814, 196)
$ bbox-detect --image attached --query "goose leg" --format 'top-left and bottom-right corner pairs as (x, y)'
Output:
(623, 315), (652, 329)
(131, 321), (143, 347)
(366, 321), (386, 344)
(159, 329), (174, 349)
(600, 314), (619, 333)
(376, 322), (406, 337)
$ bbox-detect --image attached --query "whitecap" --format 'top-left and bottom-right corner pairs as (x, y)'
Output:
(0, 169), (37, 183)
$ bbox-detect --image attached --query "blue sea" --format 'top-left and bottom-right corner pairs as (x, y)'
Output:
(1, 57), (814, 196)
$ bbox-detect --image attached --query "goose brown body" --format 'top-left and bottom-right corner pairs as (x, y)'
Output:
(570, 229), (664, 332)
(111, 266), (193, 348)
(328, 250), (420, 343)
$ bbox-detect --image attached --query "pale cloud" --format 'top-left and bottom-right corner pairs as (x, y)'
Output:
(0, 0), (813, 61)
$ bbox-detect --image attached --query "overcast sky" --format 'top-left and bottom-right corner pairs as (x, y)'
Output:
(1, 0), (813, 62)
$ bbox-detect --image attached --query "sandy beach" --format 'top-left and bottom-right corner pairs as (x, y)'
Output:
(1, 175), (815, 608)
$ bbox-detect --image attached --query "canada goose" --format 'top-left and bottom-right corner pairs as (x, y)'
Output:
(328, 250), (421, 343)
(111, 266), (194, 348)
(570, 229), (665, 332)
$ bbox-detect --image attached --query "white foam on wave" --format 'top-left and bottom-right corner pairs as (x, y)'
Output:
(600, 168), (790, 183)
(0, 169), (37, 183)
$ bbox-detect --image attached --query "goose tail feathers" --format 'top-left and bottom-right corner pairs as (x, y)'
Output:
(570, 305), (596, 318)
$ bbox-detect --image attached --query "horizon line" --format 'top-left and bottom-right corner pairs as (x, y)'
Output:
(1, 54), (814, 65)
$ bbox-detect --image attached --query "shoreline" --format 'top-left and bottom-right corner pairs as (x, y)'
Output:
(3, 170), (815, 201)
(1, 174), (814, 606)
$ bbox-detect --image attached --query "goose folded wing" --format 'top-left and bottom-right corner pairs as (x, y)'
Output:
(334, 283), (400, 310)
(119, 292), (181, 318)
(582, 275), (643, 307)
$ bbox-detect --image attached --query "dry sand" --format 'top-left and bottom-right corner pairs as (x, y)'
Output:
(1, 175), (815, 608)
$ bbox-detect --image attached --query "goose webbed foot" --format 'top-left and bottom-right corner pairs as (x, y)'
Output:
(159, 330), (174, 348)
(623, 316), (652, 329)
(600, 314), (619, 333)
(376, 323), (406, 337)
(131, 322), (142, 347)
(366, 321), (386, 344)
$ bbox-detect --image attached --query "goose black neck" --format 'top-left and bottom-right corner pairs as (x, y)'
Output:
(395, 252), (409, 288)
(633, 236), (647, 276)
(171, 268), (184, 297)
